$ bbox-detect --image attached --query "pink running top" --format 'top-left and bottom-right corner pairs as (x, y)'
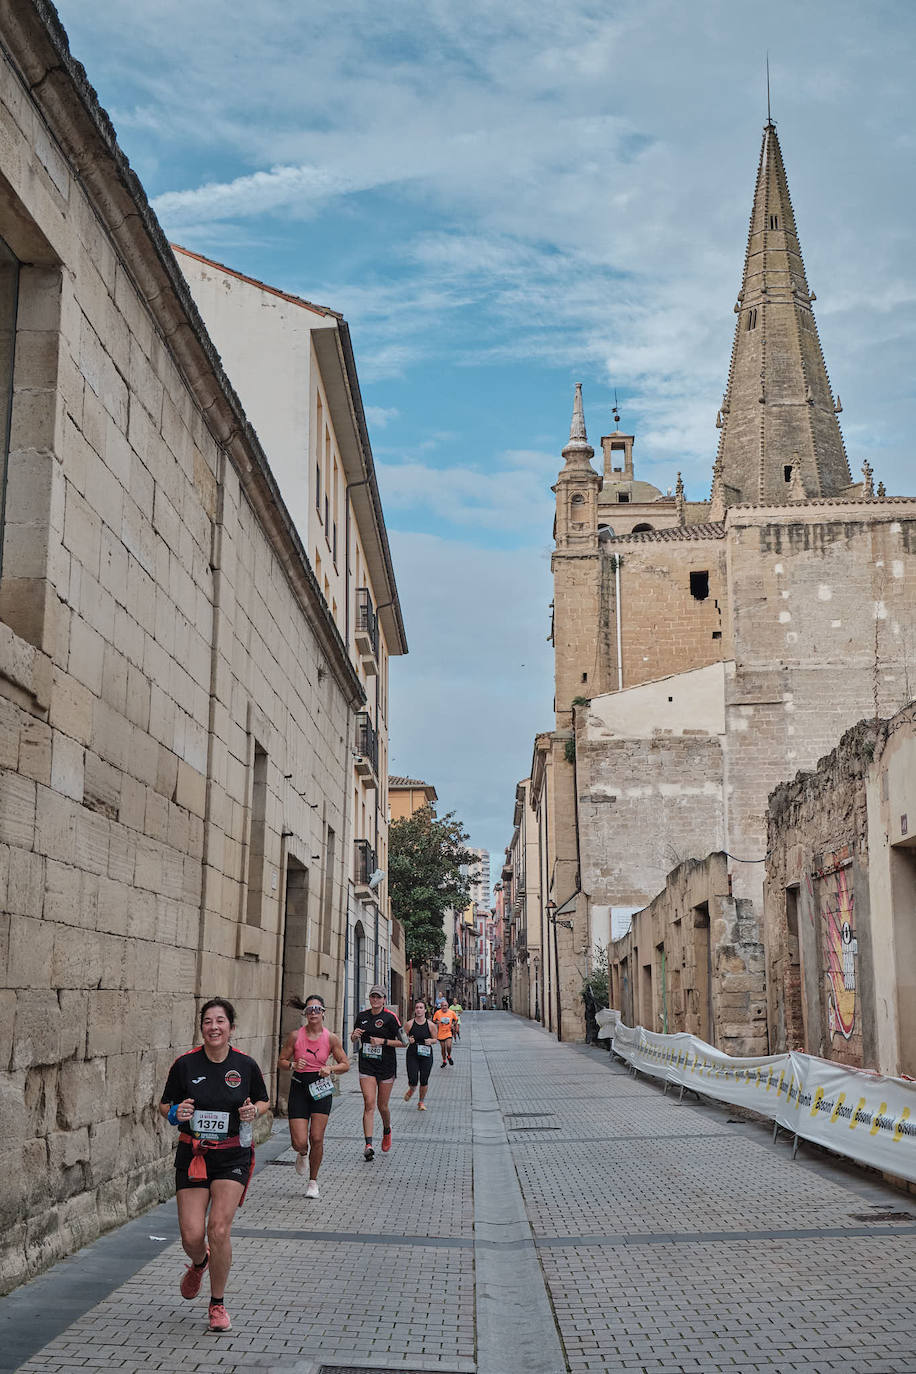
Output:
(294, 1025), (331, 1073)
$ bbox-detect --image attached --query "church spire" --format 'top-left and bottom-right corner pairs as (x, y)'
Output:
(714, 123), (851, 506)
(562, 382), (594, 466)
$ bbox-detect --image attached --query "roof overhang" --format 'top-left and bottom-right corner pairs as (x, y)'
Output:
(311, 322), (407, 656)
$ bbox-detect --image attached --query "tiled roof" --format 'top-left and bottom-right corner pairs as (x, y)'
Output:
(389, 775), (436, 789)
(613, 522), (726, 543)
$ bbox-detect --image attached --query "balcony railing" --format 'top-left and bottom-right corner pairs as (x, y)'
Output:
(354, 838), (378, 890)
(354, 711), (379, 781)
(355, 587), (379, 673)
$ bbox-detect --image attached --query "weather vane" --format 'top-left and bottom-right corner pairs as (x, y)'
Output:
(612, 389), (620, 428)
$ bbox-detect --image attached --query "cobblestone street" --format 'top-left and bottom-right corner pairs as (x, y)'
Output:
(3, 1012), (916, 1374)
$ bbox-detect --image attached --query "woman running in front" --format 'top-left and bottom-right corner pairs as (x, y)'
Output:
(277, 994), (349, 1198)
(403, 999), (436, 1109)
(159, 998), (269, 1334)
(351, 983), (403, 1159)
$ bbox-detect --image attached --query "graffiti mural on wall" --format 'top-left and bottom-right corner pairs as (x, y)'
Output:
(812, 847), (857, 1044)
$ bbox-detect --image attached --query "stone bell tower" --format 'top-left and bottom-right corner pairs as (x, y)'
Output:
(552, 383), (602, 728)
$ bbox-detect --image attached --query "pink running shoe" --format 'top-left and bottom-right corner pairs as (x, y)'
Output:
(179, 1253), (209, 1300)
(208, 1301), (231, 1333)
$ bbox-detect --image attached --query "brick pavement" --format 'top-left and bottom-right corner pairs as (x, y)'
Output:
(3, 1013), (916, 1373)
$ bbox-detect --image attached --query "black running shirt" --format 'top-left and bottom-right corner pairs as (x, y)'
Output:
(353, 1007), (402, 1076)
(161, 1046), (268, 1141)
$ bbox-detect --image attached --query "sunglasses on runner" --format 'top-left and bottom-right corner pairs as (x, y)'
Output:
(305, 1005), (325, 1014)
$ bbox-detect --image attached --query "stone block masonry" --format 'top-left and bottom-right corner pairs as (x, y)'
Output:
(0, 2), (367, 1291)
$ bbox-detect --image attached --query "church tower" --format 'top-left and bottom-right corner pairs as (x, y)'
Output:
(715, 121), (851, 506)
(552, 383), (602, 724)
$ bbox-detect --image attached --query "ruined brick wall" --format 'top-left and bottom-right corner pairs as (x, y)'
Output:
(766, 718), (880, 1068)
(0, 16), (356, 1290)
(607, 853), (767, 1055)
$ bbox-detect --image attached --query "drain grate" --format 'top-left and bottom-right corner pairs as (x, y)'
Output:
(319, 1367), (467, 1373)
(850, 1210), (914, 1222)
(266, 1158), (295, 1166)
(507, 1125), (561, 1132)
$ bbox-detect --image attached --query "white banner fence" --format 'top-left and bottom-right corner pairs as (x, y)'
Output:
(597, 1012), (916, 1184)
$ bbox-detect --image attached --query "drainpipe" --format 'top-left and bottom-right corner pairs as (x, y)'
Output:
(615, 554), (623, 691)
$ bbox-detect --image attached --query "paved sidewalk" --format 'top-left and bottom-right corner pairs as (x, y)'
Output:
(3, 1013), (916, 1373)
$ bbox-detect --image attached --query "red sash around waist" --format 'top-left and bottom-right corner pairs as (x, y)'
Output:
(178, 1131), (244, 1181)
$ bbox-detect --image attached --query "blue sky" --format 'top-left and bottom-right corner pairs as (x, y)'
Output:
(57, 0), (916, 871)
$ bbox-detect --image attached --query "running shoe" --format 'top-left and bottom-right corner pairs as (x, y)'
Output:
(417, 1102), (427, 1111)
(403, 1086), (414, 1100)
(364, 1143), (375, 1161)
(448, 1055), (454, 1064)
(381, 1127), (392, 1152)
(305, 1179), (320, 1199)
(295, 1152), (308, 1176)
(179, 1253), (209, 1300)
(208, 1302), (231, 1333)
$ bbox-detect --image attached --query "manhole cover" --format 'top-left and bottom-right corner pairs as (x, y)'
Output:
(850, 1210), (914, 1222)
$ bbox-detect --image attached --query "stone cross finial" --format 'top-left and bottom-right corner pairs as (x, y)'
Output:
(877, 480), (886, 498)
(861, 460), (874, 499)
(675, 472), (686, 526)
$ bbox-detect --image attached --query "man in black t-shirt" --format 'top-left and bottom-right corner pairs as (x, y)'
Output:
(351, 984), (403, 1159)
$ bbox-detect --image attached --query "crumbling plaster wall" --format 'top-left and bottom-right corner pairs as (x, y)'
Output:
(765, 721), (878, 1068)
(607, 852), (767, 1056)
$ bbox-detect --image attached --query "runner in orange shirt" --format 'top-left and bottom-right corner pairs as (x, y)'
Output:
(432, 998), (456, 1067)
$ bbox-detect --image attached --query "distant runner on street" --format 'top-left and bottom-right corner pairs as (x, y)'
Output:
(449, 998), (463, 1040)
(278, 994), (349, 1198)
(403, 1000), (436, 1109)
(351, 984), (403, 1159)
(433, 997), (457, 1067)
(159, 998), (269, 1334)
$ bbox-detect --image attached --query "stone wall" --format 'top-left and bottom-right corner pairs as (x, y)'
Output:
(575, 662), (726, 912)
(0, 6), (363, 1290)
(725, 504), (916, 907)
(604, 530), (728, 691)
(607, 852), (767, 1056)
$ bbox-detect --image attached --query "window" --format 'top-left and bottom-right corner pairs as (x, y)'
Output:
(617, 491), (630, 503)
(245, 742), (268, 927)
(631, 522), (653, 533)
(321, 826), (336, 954)
(689, 570), (709, 601)
(784, 464), (793, 483)
(746, 308), (757, 331)
(769, 214), (779, 230)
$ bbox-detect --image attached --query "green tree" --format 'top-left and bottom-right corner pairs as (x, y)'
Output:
(388, 805), (474, 963)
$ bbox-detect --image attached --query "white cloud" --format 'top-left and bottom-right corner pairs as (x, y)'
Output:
(364, 405), (400, 430)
